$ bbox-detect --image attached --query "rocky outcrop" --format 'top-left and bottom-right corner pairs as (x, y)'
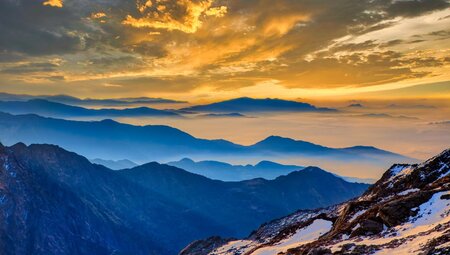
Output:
(180, 237), (236, 255)
(181, 148), (450, 255)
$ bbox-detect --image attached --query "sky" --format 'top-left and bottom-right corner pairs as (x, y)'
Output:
(0, 0), (449, 176)
(0, 0), (449, 102)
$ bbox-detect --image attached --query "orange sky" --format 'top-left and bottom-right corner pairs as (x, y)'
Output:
(0, 0), (449, 102)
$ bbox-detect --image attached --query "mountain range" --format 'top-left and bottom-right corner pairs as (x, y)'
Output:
(0, 96), (338, 119)
(0, 112), (414, 177)
(0, 92), (185, 106)
(0, 93), (339, 116)
(90, 158), (138, 169)
(0, 143), (368, 254)
(167, 158), (303, 181)
(0, 99), (180, 118)
(182, 97), (336, 113)
(181, 148), (450, 255)
(167, 158), (375, 183)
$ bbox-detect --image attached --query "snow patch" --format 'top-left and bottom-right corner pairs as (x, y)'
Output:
(437, 162), (450, 179)
(350, 210), (367, 222)
(330, 191), (450, 254)
(408, 191), (450, 229)
(251, 219), (333, 255)
(210, 240), (255, 255)
(398, 188), (420, 196)
(389, 165), (408, 177)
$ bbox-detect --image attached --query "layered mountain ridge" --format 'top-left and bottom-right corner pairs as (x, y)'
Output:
(0, 112), (413, 176)
(167, 158), (304, 181)
(0, 143), (368, 254)
(0, 92), (185, 106)
(167, 158), (375, 183)
(181, 148), (450, 255)
(0, 99), (180, 118)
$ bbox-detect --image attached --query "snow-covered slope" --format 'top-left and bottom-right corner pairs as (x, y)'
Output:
(180, 148), (450, 255)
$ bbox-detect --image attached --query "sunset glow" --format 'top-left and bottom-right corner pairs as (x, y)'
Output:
(0, 0), (447, 101)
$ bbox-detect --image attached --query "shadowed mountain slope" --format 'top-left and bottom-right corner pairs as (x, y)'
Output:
(0, 143), (369, 254)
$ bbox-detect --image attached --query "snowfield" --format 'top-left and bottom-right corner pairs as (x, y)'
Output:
(251, 219), (333, 255)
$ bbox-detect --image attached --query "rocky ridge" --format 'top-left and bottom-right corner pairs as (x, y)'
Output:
(180, 148), (450, 255)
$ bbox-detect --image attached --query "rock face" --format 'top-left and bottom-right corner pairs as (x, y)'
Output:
(181, 148), (450, 255)
(180, 237), (236, 255)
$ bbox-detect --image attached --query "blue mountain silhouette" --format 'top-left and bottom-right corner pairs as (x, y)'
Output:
(0, 92), (184, 105)
(182, 97), (336, 113)
(0, 99), (180, 117)
(0, 112), (413, 166)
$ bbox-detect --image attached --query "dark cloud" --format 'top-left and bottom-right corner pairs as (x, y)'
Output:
(0, 51), (25, 63)
(409, 39), (426, 43)
(428, 120), (450, 125)
(86, 55), (146, 71)
(387, 0), (449, 17)
(0, 62), (58, 74)
(109, 76), (205, 93)
(427, 30), (450, 40)
(47, 75), (66, 81)
(125, 42), (168, 58)
(0, 0), (90, 56)
(329, 40), (379, 53)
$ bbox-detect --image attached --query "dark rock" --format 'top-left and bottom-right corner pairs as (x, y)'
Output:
(378, 191), (433, 227)
(179, 236), (235, 255)
(440, 194), (450, 200)
(351, 219), (384, 236)
(306, 247), (332, 255)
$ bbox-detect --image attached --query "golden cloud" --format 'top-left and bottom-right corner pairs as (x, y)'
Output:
(91, 12), (107, 19)
(205, 6), (228, 18)
(137, 0), (153, 13)
(90, 12), (107, 23)
(262, 14), (310, 36)
(42, 0), (63, 8)
(122, 0), (227, 33)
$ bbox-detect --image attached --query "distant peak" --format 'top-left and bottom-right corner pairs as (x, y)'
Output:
(348, 103), (363, 108)
(234, 97), (253, 100)
(11, 142), (27, 150)
(254, 160), (284, 168)
(276, 166), (329, 179)
(302, 166), (325, 172)
(257, 135), (314, 145)
(348, 145), (378, 150)
(262, 135), (293, 142)
(99, 119), (118, 124)
(179, 158), (195, 163)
